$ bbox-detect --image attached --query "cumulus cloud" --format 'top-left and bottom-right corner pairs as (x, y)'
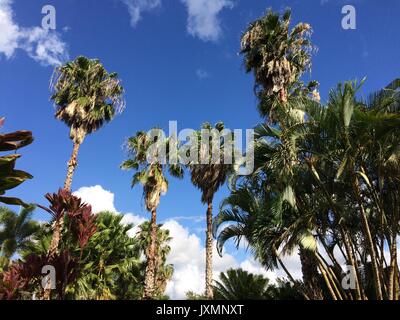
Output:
(121, 212), (147, 237)
(0, 0), (68, 66)
(121, 0), (162, 26)
(72, 185), (301, 299)
(120, 0), (233, 42)
(74, 185), (117, 213)
(181, 0), (234, 41)
(240, 259), (278, 283)
(163, 219), (238, 299)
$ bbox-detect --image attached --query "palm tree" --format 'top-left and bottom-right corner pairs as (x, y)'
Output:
(72, 211), (142, 300)
(240, 9), (314, 120)
(213, 185), (312, 299)
(0, 206), (40, 259)
(188, 122), (233, 299)
(136, 221), (174, 298)
(51, 56), (125, 191)
(121, 130), (183, 299)
(213, 268), (270, 300)
(217, 77), (400, 300)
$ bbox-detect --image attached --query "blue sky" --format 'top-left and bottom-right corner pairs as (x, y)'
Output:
(1, 0), (400, 298)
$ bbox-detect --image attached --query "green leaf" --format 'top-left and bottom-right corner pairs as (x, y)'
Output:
(356, 171), (371, 188)
(343, 91), (354, 128)
(335, 156), (348, 181)
(300, 233), (317, 251)
(282, 185), (296, 209)
(0, 196), (29, 207)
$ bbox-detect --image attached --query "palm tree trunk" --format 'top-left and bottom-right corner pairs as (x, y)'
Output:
(43, 142), (81, 299)
(64, 142), (81, 192)
(388, 236), (398, 300)
(273, 247), (309, 300)
(299, 247), (323, 299)
(42, 218), (63, 300)
(143, 208), (157, 300)
(279, 88), (288, 104)
(353, 180), (383, 300)
(316, 257), (338, 300)
(205, 201), (214, 299)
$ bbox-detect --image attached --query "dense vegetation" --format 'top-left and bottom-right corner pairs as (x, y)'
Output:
(1, 8), (399, 300)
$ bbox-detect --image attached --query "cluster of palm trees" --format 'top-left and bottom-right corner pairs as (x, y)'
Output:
(1, 8), (399, 300)
(214, 10), (400, 300)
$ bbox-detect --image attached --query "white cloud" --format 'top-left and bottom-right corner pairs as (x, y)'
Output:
(195, 68), (210, 80)
(73, 185), (146, 237)
(181, 0), (234, 42)
(74, 185), (117, 213)
(121, 212), (147, 237)
(121, 0), (162, 27)
(0, 0), (19, 58)
(163, 219), (238, 299)
(72, 185), (302, 299)
(0, 0), (68, 66)
(120, 0), (233, 42)
(240, 259), (278, 284)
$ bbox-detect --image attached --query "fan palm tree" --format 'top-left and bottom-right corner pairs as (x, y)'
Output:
(0, 206), (40, 259)
(188, 122), (233, 299)
(51, 56), (125, 191)
(240, 9), (314, 120)
(121, 130), (183, 299)
(72, 211), (142, 300)
(213, 268), (270, 300)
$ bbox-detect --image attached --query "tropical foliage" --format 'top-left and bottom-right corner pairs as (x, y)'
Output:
(1, 7), (400, 301)
(51, 56), (125, 191)
(213, 268), (303, 300)
(187, 122), (233, 299)
(0, 118), (33, 207)
(214, 9), (400, 300)
(121, 130), (183, 299)
(0, 206), (40, 259)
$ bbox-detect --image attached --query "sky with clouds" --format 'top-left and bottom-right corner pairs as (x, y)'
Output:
(1, 0), (400, 299)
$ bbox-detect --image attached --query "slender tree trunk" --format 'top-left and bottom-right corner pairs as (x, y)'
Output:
(316, 257), (338, 300)
(273, 248), (309, 300)
(388, 236), (398, 300)
(205, 201), (214, 299)
(353, 180), (383, 300)
(64, 142), (81, 192)
(43, 142), (81, 299)
(143, 208), (157, 300)
(42, 218), (63, 300)
(307, 161), (363, 299)
(317, 252), (350, 300)
(299, 248), (323, 299)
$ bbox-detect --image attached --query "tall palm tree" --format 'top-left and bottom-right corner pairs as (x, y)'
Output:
(121, 130), (183, 299)
(217, 77), (400, 300)
(188, 122), (233, 299)
(240, 9), (314, 120)
(0, 206), (40, 259)
(51, 56), (125, 191)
